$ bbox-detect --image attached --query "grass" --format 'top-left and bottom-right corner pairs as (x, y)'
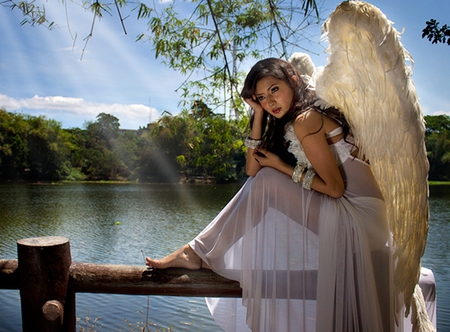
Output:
(77, 314), (174, 332)
(429, 181), (450, 185)
(77, 298), (175, 332)
(77, 314), (102, 332)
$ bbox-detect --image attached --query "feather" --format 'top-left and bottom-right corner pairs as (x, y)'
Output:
(289, 52), (316, 77)
(411, 285), (436, 332)
(314, 0), (429, 319)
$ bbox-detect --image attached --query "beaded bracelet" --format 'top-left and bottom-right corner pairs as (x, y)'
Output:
(292, 163), (307, 183)
(302, 169), (316, 190)
(244, 136), (263, 149)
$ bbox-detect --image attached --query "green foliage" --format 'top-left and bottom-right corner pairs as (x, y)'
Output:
(8, 0), (54, 28)
(27, 116), (72, 180)
(136, 103), (248, 183)
(135, 112), (188, 182)
(0, 109), (71, 181)
(425, 115), (450, 180)
(141, 0), (321, 115)
(422, 19), (450, 46)
(2, 109), (449, 183)
(76, 113), (131, 180)
(0, 111), (28, 179)
(0, 107), (248, 183)
(172, 101), (247, 182)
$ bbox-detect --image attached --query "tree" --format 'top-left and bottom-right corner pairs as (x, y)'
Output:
(173, 101), (247, 182)
(137, 0), (322, 117)
(0, 109), (72, 181)
(0, 109), (250, 183)
(0, 109), (30, 180)
(424, 115), (450, 180)
(6, 0), (322, 117)
(26, 115), (71, 180)
(425, 114), (450, 134)
(422, 19), (450, 45)
(64, 127), (88, 181)
(96, 113), (120, 140)
(82, 113), (129, 180)
(144, 111), (193, 182)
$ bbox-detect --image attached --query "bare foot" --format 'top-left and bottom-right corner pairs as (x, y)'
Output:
(146, 244), (207, 270)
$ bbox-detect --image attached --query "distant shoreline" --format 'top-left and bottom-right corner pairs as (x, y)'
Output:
(429, 181), (450, 186)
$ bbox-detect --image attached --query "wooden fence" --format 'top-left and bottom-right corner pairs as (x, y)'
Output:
(0, 236), (242, 332)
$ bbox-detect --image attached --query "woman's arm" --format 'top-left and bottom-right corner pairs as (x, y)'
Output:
(244, 98), (265, 176)
(294, 111), (345, 198)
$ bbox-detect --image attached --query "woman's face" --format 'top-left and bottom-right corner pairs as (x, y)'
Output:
(255, 75), (295, 119)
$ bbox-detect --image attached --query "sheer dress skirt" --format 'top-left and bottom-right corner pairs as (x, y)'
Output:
(189, 157), (392, 332)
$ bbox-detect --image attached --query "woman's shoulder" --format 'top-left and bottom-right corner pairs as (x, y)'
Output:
(293, 109), (324, 139)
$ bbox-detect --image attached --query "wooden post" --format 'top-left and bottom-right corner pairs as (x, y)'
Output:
(0, 259), (19, 289)
(17, 236), (75, 332)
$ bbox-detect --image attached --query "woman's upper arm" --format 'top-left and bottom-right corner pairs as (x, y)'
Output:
(294, 113), (345, 198)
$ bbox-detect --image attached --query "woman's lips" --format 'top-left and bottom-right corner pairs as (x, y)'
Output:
(272, 108), (281, 114)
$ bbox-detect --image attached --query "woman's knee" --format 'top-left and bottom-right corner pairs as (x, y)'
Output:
(252, 167), (284, 188)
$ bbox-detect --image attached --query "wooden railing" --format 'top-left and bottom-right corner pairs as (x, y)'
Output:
(0, 236), (242, 332)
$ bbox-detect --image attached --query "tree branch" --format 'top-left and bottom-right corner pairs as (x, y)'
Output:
(205, 0), (238, 115)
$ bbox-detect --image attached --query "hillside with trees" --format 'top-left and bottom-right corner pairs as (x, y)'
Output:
(1, 108), (449, 183)
(0, 105), (247, 183)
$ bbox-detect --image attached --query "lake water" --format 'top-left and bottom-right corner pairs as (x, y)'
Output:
(0, 183), (449, 331)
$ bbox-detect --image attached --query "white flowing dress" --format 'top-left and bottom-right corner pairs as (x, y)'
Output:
(189, 124), (393, 331)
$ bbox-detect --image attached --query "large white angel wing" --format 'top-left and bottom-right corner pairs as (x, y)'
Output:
(314, 0), (429, 315)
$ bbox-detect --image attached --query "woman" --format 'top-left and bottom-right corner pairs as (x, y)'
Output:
(146, 58), (391, 331)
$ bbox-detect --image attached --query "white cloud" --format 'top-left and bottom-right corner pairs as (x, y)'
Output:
(432, 110), (450, 116)
(0, 94), (159, 128)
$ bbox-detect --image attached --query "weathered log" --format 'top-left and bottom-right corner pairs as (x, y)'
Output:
(1, 259), (242, 297)
(70, 263), (242, 297)
(69, 263), (319, 299)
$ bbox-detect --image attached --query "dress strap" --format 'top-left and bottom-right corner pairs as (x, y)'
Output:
(326, 126), (343, 138)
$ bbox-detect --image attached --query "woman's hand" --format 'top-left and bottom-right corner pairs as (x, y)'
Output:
(252, 148), (295, 178)
(252, 148), (281, 169)
(244, 97), (265, 116)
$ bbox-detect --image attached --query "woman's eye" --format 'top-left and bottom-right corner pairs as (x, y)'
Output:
(257, 96), (265, 101)
(271, 87), (279, 94)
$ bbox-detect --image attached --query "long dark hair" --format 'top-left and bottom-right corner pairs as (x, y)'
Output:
(240, 58), (351, 152)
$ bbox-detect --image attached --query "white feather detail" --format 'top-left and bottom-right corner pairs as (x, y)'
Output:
(284, 125), (311, 167)
(411, 285), (436, 332)
(289, 52), (316, 78)
(314, 0), (429, 319)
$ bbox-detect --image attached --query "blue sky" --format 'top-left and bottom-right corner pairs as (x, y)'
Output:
(1, 0), (449, 129)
